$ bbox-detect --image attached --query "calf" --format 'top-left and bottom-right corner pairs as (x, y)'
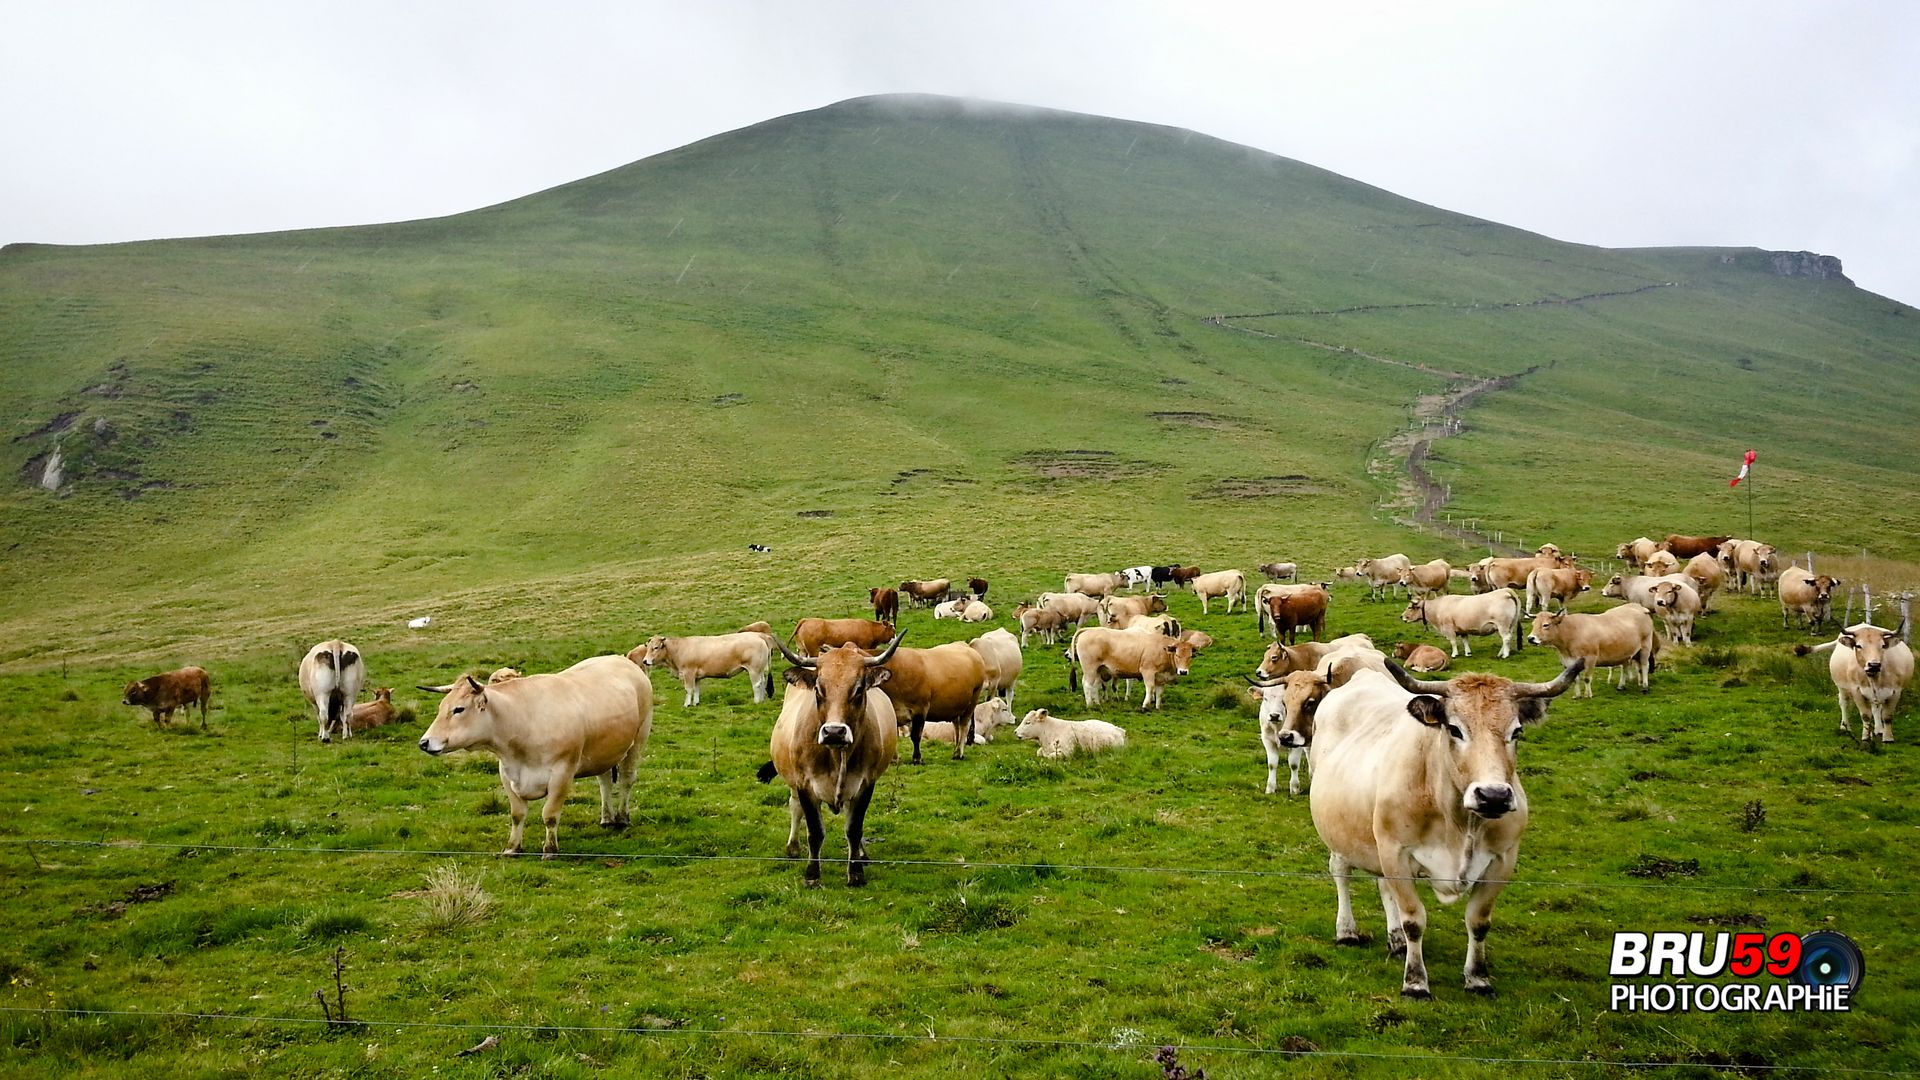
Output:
(122, 666), (212, 728)
(1402, 592), (1525, 658)
(350, 688), (399, 732)
(869, 587), (900, 626)
(957, 598), (994, 623)
(1012, 602), (1071, 647)
(1527, 605), (1655, 696)
(1391, 642), (1449, 672)
(1259, 561), (1298, 582)
(921, 698), (1018, 745)
(1014, 709), (1126, 759)
(1246, 669), (1332, 795)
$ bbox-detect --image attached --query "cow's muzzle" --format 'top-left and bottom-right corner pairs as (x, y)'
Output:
(818, 724), (852, 747)
(1277, 730), (1305, 749)
(1467, 783), (1515, 818)
(418, 737), (444, 755)
(1526, 634), (1542, 645)
(1865, 662), (1883, 677)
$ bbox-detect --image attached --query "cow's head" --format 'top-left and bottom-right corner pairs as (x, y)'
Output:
(1255, 641), (1301, 679)
(1166, 639), (1195, 677)
(1527, 610), (1567, 647)
(1650, 582), (1684, 611)
(1840, 625), (1904, 679)
(1014, 709), (1054, 742)
(417, 675), (493, 755)
(1575, 568), (1595, 590)
(1600, 574), (1627, 599)
(1146, 594), (1168, 615)
(1386, 659), (1582, 819)
(777, 632), (902, 746)
(121, 679), (151, 706)
(630, 636), (670, 668)
(1400, 600), (1426, 624)
(488, 667), (522, 683)
(1614, 542), (1633, 560)
(1812, 575), (1840, 602)
(1246, 668), (1330, 748)
(972, 698), (1015, 743)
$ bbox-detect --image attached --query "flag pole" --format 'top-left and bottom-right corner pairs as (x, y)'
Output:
(1747, 456), (1755, 538)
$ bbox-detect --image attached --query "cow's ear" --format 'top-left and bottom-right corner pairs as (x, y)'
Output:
(1839, 632), (1857, 649)
(784, 668), (815, 688)
(1518, 698), (1551, 726)
(865, 668), (891, 688)
(1405, 695), (1446, 727)
(1245, 686), (1264, 702)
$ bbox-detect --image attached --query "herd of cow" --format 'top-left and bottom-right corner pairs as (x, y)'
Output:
(112, 532), (1912, 998)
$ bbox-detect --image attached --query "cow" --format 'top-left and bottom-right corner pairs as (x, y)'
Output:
(1392, 642), (1450, 672)
(1659, 534), (1733, 559)
(1649, 579), (1702, 645)
(1479, 552), (1574, 592)
(1255, 634), (1379, 680)
(1246, 669), (1332, 795)
(1116, 612), (1181, 636)
(1601, 573), (1699, 616)
(1801, 623), (1913, 745)
(1401, 593), (1524, 658)
(738, 621), (773, 635)
(1347, 554), (1414, 601)
(1682, 552), (1726, 611)
(969, 577), (989, 599)
(1526, 605), (1656, 696)
(1462, 557), (1496, 593)
(865, 639), (988, 763)
(1120, 565), (1156, 591)
(1100, 593), (1168, 626)
(1259, 562), (1299, 582)
(920, 697), (1018, 745)
(418, 655), (653, 857)
(1523, 565), (1593, 615)
(1064, 571), (1124, 598)
(869, 587), (899, 626)
(1065, 626), (1194, 710)
(968, 628), (1023, 705)
(1178, 629), (1216, 652)
(1738, 543), (1782, 597)
(1261, 587), (1329, 644)
(1397, 559), (1452, 600)
(1169, 565), (1204, 590)
(932, 597), (970, 620)
(899, 579), (952, 607)
(791, 618), (896, 658)
(630, 631), (775, 707)
(488, 667), (523, 683)
(1150, 565), (1179, 589)
(761, 634), (900, 886)
(1014, 709), (1126, 759)
(122, 666), (212, 728)
(1036, 591), (1103, 626)
(1615, 537), (1660, 569)
(1641, 550), (1679, 578)
(1012, 602), (1071, 647)
(349, 687), (398, 732)
(1778, 566), (1841, 632)
(300, 640), (366, 744)
(1191, 569), (1247, 614)
(1717, 539), (1744, 585)
(1309, 660), (1582, 997)
(1256, 580), (1330, 617)
(957, 598), (994, 623)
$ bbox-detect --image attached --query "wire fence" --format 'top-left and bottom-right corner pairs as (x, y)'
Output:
(0, 1006), (1911, 1076)
(5, 837), (1903, 896)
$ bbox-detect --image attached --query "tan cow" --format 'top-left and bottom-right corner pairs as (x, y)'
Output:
(630, 631), (775, 706)
(761, 635), (899, 886)
(1191, 569), (1247, 614)
(899, 579), (952, 607)
(1392, 642), (1450, 672)
(1254, 634), (1378, 679)
(1778, 566), (1842, 632)
(1099, 593), (1168, 626)
(1601, 573), (1698, 615)
(1064, 571), (1124, 598)
(957, 598), (994, 623)
(1066, 626), (1194, 710)
(1728, 540), (1781, 595)
(1396, 559), (1452, 599)
(1012, 602), (1072, 646)
(349, 687), (398, 732)
(1802, 624), (1913, 744)
(968, 628), (1023, 705)
(1479, 552), (1573, 592)
(1649, 580), (1702, 645)
(1526, 605), (1655, 696)
(1035, 591), (1102, 627)
(1615, 537), (1660, 569)
(300, 640), (366, 744)
(1401, 593), (1525, 658)
(1309, 660), (1582, 996)
(1681, 552), (1726, 611)
(418, 655), (652, 857)
(1523, 565), (1593, 615)
(868, 640), (988, 763)
(122, 665), (212, 728)
(1641, 550), (1679, 578)
(932, 597), (971, 620)
(1246, 669), (1332, 796)
(1258, 561), (1299, 582)
(791, 618), (896, 658)
(1347, 554), (1414, 601)
(920, 697), (1018, 745)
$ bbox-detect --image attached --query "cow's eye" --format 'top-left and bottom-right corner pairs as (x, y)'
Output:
(1509, 727), (1523, 743)
(452, 706), (465, 715)
(1444, 722), (1466, 740)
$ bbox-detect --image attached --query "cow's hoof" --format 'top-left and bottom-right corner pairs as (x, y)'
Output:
(847, 872), (867, 888)
(1400, 986), (1433, 1000)
(1466, 983), (1497, 998)
(1335, 934), (1366, 947)
(501, 848), (522, 857)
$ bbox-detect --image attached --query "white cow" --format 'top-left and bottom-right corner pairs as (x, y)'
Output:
(300, 639), (367, 744)
(1014, 709), (1126, 759)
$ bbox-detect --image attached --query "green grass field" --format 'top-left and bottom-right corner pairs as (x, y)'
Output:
(2, 94), (1918, 1076)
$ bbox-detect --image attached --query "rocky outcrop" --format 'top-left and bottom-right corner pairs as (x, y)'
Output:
(1768, 251), (1850, 283)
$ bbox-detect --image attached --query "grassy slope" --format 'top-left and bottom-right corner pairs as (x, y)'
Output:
(1, 95), (1918, 1075)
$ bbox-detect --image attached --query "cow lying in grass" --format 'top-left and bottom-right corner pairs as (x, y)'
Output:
(1014, 709), (1126, 759)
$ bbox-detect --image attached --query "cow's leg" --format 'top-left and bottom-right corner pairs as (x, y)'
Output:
(797, 789), (826, 886)
(538, 773), (573, 858)
(1330, 853), (1361, 944)
(597, 772), (617, 827)
(501, 770), (528, 856)
(1140, 673), (1157, 713)
(951, 709), (972, 760)
(1462, 857), (1514, 994)
(845, 782), (876, 886)
(1261, 726), (1281, 794)
(1377, 876), (1407, 959)
(613, 743), (639, 826)
(1378, 861), (1431, 998)
(908, 718), (926, 765)
(1288, 746), (1306, 796)
(1836, 690), (1852, 735)
(784, 791), (803, 857)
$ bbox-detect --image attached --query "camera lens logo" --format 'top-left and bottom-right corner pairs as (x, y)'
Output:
(1793, 932), (1864, 993)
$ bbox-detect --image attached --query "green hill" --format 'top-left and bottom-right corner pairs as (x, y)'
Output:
(3, 93), (1916, 669)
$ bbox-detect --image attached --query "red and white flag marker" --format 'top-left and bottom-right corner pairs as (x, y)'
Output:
(1729, 449), (1756, 488)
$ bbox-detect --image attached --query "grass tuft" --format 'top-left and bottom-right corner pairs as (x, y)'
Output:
(415, 862), (493, 934)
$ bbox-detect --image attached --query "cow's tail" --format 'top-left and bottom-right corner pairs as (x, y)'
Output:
(762, 666), (775, 699)
(1508, 590), (1526, 651)
(755, 760), (779, 784)
(1065, 640), (1081, 692)
(327, 689), (346, 736)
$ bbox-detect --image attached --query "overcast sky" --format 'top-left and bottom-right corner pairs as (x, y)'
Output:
(4, 1), (1916, 304)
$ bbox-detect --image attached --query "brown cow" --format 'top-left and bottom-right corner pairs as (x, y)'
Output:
(1392, 642), (1450, 672)
(1169, 565), (1203, 590)
(968, 577), (989, 599)
(898, 579), (951, 607)
(350, 688), (399, 731)
(791, 618), (897, 658)
(1261, 588), (1328, 644)
(869, 587), (899, 626)
(864, 639), (988, 764)
(1659, 534), (1732, 559)
(122, 666), (212, 728)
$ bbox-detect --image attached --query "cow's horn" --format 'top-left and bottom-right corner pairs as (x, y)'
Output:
(865, 631), (906, 666)
(775, 637), (817, 669)
(1384, 659), (1451, 696)
(1243, 673), (1283, 687)
(1511, 658), (1587, 698)
(416, 683), (455, 694)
